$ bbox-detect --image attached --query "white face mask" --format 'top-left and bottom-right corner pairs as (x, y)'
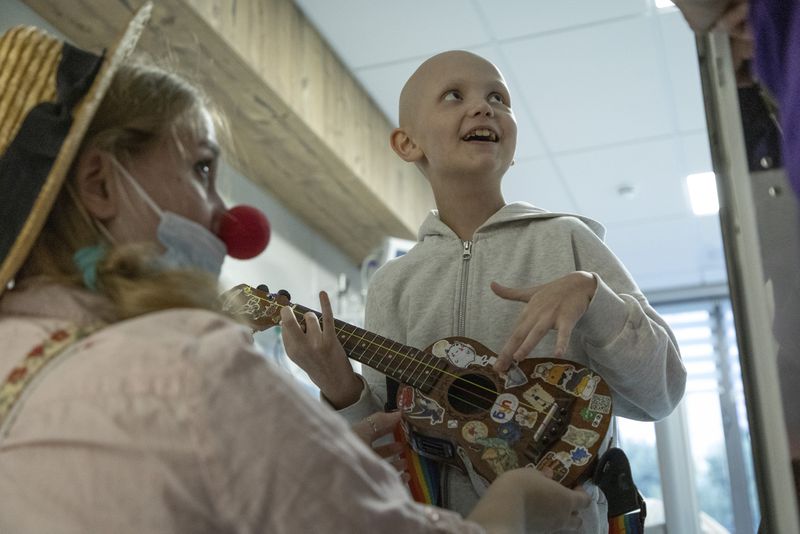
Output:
(111, 158), (227, 277)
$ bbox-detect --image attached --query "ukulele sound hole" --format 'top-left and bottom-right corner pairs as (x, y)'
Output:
(447, 373), (497, 414)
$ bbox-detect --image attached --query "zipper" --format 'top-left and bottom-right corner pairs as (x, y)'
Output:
(457, 240), (472, 336)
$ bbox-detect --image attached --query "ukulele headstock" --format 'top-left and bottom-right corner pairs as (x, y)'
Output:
(220, 283), (292, 332)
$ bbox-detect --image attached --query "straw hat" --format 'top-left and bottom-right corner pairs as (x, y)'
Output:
(0, 3), (152, 296)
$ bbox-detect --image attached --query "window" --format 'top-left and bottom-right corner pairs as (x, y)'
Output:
(618, 297), (759, 533)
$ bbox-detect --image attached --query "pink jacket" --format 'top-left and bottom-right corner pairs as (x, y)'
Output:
(0, 281), (481, 533)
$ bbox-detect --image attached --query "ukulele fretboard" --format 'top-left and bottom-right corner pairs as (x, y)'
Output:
(292, 304), (446, 393)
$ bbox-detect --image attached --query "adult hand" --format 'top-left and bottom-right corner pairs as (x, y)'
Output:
(713, 1), (754, 86)
(468, 468), (591, 533)
(674, 0), (753, 86)
(351, 411), (408, 477)
(491, 272), (597, 373)
(280, 290), (364, 408)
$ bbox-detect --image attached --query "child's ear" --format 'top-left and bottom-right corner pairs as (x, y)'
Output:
(390, 127), (424, 163)
(73, 147), (119, 220)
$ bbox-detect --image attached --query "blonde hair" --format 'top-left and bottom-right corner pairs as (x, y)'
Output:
(18, 59), (224, 320)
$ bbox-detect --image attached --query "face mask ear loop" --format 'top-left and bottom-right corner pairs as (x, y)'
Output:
(64, 182), (117, 246)
(110, 156), (164, 218)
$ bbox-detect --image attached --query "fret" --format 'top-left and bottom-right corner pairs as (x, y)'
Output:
(363, 330), (392, 373)
(395, 340), (418, 384)
(418, 357), (446, 393)
(335, 321), (358, 347)
(406, 348), (430, 388)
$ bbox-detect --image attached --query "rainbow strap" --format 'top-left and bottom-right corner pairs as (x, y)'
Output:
(394, 426), (441, 505)
(609, 511), (644, 534)
(406, 449), (441, 505)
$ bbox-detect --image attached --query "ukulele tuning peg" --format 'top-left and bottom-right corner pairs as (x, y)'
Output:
(257, 284), (270, 293)
(276, 289), (291, 305)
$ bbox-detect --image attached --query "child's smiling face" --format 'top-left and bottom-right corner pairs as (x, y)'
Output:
(399, 51), (517, 182)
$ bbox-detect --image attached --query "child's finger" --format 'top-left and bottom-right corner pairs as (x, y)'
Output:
(554, 323), (574, 358)
(319, 291), (336, 334)
(490, 281), (537, 303)
(512, 321), (550, 362)
(373, 441), (405, 459)
(352, 411), (402, 444)
(493, 352), (514, 373)
(279, 306), (301, 331)
(303, 311), (322, 341)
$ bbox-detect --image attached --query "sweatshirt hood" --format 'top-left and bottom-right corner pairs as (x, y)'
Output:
(418, 202), (606, 241)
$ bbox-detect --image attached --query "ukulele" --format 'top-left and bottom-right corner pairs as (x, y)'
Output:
(221, 283), (612, 489)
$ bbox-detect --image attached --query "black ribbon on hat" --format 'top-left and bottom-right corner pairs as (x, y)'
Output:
(0, 43), (104, 264)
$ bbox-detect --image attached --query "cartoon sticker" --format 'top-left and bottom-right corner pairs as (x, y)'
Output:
(562, 425), (600, 449)
(503, 363), (529, 389)
(497, 421), (523, 444)
(569, 446), (592, 466)
(462, 421), (489, 444)
(514, 406), (538, 428)
(401, 386), (445, 425)
(533, 362), (601, 400)
(522, 383), (554, 413)
(398, 385), (415, 411)
(432, 339), (492, 368)
(477, 437), (519, 475)
(490, 393), (519, 423)
(538, 451), (569, 482)
(447, 419), (459, 429)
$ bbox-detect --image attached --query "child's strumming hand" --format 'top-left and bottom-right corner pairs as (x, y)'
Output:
(491, 272), (598, 373)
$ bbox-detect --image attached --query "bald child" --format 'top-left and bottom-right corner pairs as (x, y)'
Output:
(287, 51), (687, 534)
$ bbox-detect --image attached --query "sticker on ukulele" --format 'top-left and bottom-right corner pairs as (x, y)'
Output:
(580, 407), (604, 428)
(562, 425), (600, 449)
(462, 420), (489, 443)
(432, 339), (491, 368)
(430, 339), (528, 388)
(477, 437), (519, 475)
(502, 363), (528, 389)
(569, 446), (592, 466)
(522, 383), (554, 413)
(514, 406), (538, 428)
(532, 362), (601, 400)
(398, 385), (445, 425)
(497, 421), (523, 444)
(589, 393), (612, 414)
(538, 451), (570, 482)
(490, 393), (519, 424)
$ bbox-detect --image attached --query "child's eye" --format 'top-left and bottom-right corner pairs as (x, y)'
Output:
(489, 92), (506, 105)
(443, 90), (462, 101)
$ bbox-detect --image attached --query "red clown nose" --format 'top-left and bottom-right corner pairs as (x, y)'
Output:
(218, 205), (271, 259)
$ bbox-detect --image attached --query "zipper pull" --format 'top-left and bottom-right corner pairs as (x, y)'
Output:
(462, 240), (472, 259)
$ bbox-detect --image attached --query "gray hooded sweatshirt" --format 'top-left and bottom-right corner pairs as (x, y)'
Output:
(338, 202), (686, 531)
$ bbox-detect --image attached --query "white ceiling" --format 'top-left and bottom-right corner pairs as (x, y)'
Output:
(293, 0), (728, 294)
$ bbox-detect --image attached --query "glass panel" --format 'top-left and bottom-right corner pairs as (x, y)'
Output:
(617, 297), (759, 532)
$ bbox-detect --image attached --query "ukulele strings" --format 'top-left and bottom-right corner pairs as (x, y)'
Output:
(258, 295), (546, 415)
(288, 302), (505, 412)
(280, 299), (549, 415)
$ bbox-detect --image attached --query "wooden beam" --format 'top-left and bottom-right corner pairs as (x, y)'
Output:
(22, 0), (434, 262)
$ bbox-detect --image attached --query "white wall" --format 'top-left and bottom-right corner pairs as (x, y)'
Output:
(217, 162), (362, 310)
